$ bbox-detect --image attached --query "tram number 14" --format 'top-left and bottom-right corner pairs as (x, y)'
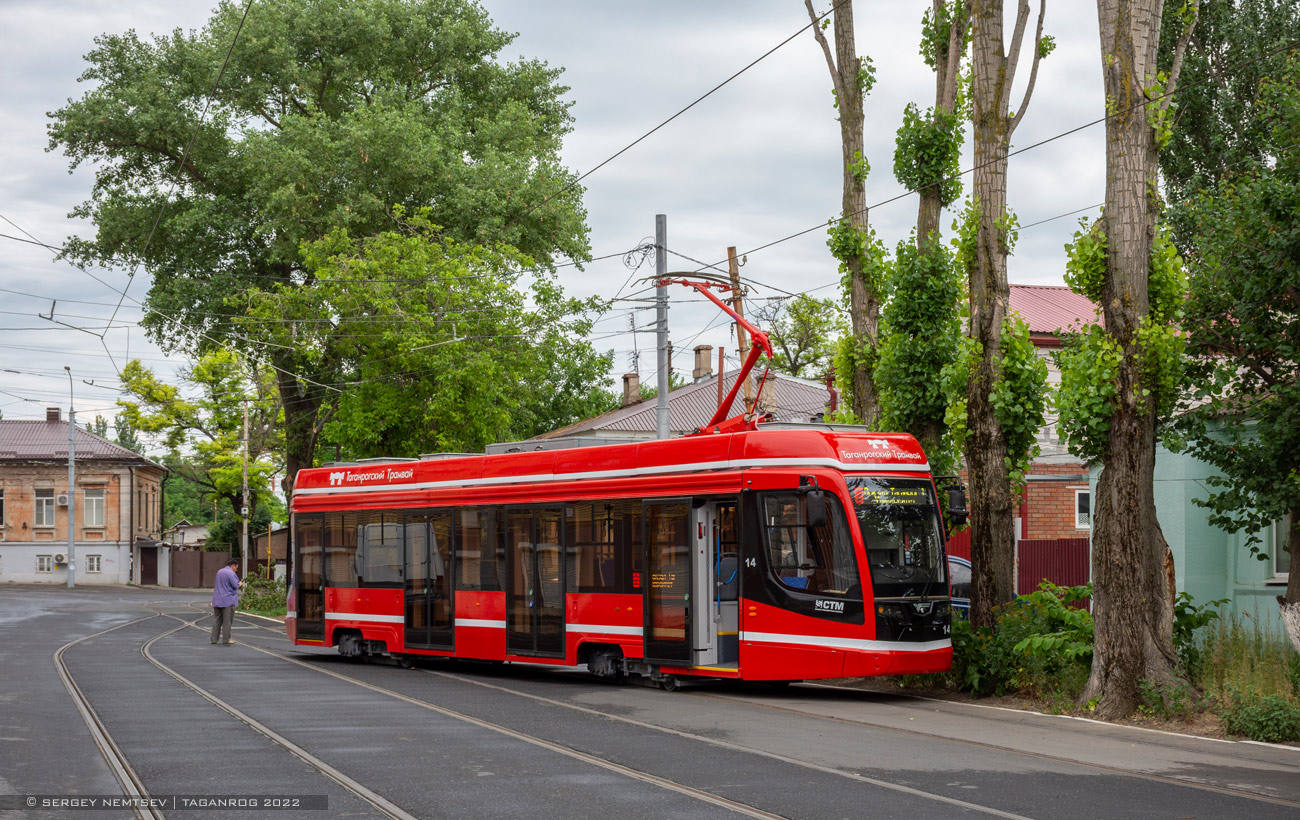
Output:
(745, 557), (757, 568)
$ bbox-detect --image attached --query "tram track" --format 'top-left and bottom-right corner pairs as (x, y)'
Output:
(227, 621), (1300, 815)
(53, 614), (169, 820)
(168, 614), (1300, 816)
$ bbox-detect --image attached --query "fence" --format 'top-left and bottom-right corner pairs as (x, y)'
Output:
(944, 530), (1090, 604)
(169, 550), (232, 588)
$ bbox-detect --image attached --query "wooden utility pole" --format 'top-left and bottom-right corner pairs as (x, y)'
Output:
(727, 247), (753, 413)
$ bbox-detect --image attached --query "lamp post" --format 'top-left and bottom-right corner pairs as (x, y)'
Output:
(64, 366), (76, 589)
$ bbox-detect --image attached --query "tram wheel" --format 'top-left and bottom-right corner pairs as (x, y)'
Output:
(397, 655), (415, 669)
(659, 675), (679, 692)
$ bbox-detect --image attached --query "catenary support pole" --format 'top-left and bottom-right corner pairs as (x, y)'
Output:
(64, 366), (76, 589)
(655, 214), (669, 439)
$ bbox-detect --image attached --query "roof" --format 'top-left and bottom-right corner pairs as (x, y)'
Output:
(537, 370), (832, 440)
(1009, 284), (1102, 341)
(0, 419), (163, 467)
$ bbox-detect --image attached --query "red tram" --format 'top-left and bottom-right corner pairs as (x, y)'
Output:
(287, 421), (959, 685)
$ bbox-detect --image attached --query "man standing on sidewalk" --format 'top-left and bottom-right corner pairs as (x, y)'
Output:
(211, 558), (243, 645)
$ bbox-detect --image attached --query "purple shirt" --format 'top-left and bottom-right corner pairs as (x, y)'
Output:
(213, 566), (240, 607)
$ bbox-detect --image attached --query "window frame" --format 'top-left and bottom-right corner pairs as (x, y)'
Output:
(36, 555), (53, 573)
(1273, 514), (1293, 581)
(35, 489), (56, 528)
(1074, 489), (1091, 530)
(760, 491), (859, 597)
(84, 488), (106, 528)
(86, 554), (102, 573)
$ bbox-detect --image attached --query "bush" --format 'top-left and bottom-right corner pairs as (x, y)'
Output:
(1172, 592), (1227, 681)
(1219, 688), (1300, 743)
(239, 575), (287, 618)
(949, 581), (1094, 698)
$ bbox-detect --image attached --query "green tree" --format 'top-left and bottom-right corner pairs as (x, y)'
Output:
(1055, 0), (1198, 719)
(806, 0), (884, 425)
(112, 412), (144, 454)
(267, 209), (612, 460)
(752, 294), (845, 380)
(877, 0), (970, 478)
(963, 0), (1052, 628)
(117, 349), (283, 532)
(1173, 57), (1300, 610)
(49, 0), (589, 496)
(163, 468), (217, 528)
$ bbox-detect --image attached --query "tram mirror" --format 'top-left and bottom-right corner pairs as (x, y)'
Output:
(806, 490), (827, 528)
(946, 485), (969, 528)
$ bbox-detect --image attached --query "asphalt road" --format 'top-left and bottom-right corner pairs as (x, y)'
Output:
(2, 585), (1298, 820)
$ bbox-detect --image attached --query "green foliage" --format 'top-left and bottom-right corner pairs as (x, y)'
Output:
(239, 574), (288, 618)
(1170, 56), (1300, 561)
(1056, 220), (1187, 462)
(951, 197), (981, 275)
(876, 237), (964, 474)
(118, 349), (283, 523)
(755, 294), (846, 380)
(828, 220), (889, 300)
(271, 208), (613, 458)
(1158, 0), (1300, 219)
(990, 314), (1048, 491)
(950, 581), (1094, 697)
(893, 104), (964, 207)
(1037, 34), (1058, 60)
(1220, 688), (1300, 742)
(1172, 592), (1229, 680)
(1138, 677), (1197, 719)
(48, 0), (591, 476)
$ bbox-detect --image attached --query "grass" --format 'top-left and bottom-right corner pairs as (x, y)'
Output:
(239, 574), (288, 618)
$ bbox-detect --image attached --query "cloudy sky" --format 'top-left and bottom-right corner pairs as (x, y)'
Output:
(0, 0), (1105, 428)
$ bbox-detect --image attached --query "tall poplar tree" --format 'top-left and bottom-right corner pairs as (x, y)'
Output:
(962, 0), (1051, 628)
(1057, 0), (1198, 719)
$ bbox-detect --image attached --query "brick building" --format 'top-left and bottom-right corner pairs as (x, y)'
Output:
(1012, 284), (1099, 541)
(0, 409), (167, 584)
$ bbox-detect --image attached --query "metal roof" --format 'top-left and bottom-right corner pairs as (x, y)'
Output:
(0, 419), (163, 467)
(538, 371), (832, 439)
(1009, 284), (1102, 336)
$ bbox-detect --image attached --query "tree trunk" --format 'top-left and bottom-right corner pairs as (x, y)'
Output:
(808, 0), (880, 427)
(1285, 509), (1300, 606)
(274, 359), (325, 506)
(1083, 0), (1186, 718)
(965, 0), (1023, 627)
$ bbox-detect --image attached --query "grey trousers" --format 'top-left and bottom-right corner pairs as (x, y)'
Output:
(211, 605), (235, 643)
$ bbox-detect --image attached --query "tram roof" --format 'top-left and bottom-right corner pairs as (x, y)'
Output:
(293, 421), (929, 505)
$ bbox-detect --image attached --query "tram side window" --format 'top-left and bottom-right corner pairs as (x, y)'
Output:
(360, 513), (403, 585)
(323, 512), (359, 587)
(456, 507), (501, 591)
(628, 504), (644, 590)
(567, 501), (623, 593)
(761, 493), (858, 596)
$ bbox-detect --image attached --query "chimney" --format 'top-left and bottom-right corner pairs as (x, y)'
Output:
(621, 373), (642, 407)
(46, 407), (62, 423)
(692, 345), (714, 381)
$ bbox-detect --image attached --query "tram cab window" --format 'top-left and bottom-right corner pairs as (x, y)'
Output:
(359, 515), (403, 585)
(847, 477), (946, 597)
(760, 493), (858, 595)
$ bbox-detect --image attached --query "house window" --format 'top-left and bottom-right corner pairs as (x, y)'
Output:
(1075, 490), (1091, 529)
(36, 555), (52, 573)
(35, 490), (55, 527)
(1275, 516), (1293, 579)
(0, 489), (5, 525)
(86, 554), (102, 573)
(84, 489), (105, 527)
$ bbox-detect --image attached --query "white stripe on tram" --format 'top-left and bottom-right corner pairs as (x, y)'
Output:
(566, 623), (643, 636)
(294, 455), (931, 496)
(741, 631), (951, 654)
(325, 612), (405, 624)
(455, 618), (507, 630)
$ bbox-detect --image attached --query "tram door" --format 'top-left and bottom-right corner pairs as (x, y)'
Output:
(295, 516), (325, 640)
(404, 512), (454, 650)
(643, 500), (693, 664)
(506, 508), (565, 657)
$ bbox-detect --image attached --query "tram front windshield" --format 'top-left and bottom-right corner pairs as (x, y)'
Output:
(847, 477), (946, 599)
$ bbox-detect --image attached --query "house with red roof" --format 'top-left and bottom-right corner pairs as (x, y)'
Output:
(0, 409), (167, 585)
